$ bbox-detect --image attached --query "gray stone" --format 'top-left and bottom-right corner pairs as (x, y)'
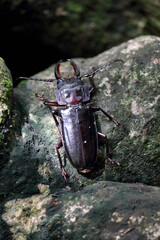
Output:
(13, 35), (160, 186)
(1, 181), (160, 240)
(0, 35), (160, 240)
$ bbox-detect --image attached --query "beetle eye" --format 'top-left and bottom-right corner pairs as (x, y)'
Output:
(63, 91), (70, 98)
(76, 89), (82, 96)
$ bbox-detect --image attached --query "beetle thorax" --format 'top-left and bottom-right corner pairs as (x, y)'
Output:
(60, 85), (83, 105)
(54, 82), (90, 105)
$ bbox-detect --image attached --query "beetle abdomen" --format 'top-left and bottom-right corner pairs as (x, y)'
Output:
(59, 106), (98, 171)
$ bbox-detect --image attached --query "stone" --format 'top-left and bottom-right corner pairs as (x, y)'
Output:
(12, 35), (160, 186)
(0, 35), (160, 240)
(0, 57), (13, 167)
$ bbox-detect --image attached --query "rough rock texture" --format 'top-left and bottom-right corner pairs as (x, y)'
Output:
(13, 35), (160, 186)
(0, 35), (160, 239)
(0, 58), (13, 167)
(2, 181), (160, 240)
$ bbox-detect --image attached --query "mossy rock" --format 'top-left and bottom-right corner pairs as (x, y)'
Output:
(1, 181), (160, 240)
(11, 35), (160, 186)
(0, 57), (13, 167)
(1, 35), (160, 240)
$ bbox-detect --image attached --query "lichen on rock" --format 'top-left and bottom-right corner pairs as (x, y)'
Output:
(0, 57), (13, 167)
(12, 35), (160, 186)
(0, 36), (160, 240)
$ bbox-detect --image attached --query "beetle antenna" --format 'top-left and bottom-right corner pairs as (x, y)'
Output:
(80, 59), (124, 79)
(16, 77), (57, 82)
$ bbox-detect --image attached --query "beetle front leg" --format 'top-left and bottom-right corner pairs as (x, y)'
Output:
(92, 107), (124, 126)
(98, 132), (120, 166)
(35, 93), (62, 106)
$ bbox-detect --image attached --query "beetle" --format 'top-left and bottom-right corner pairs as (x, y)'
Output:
(19, 59), (124, 180)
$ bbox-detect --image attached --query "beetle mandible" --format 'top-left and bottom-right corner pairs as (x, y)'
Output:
(19, 59), (124, 180)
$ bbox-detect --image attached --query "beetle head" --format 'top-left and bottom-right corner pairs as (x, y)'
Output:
(54, 59), (90, 105)
(17, 58), (124, 105)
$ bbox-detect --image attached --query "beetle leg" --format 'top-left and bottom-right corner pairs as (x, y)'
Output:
(52, 110), (59, 125)
(56, 139), (67, 181)
(92, 107), (125, 127)
(51, 110), (67, 181)
(35, 93), (63, 106)
(44, 102), (62, 106)
(98, 132), (120, 166)
(35, 93), (49, 103)
(52, 110), (64, 137)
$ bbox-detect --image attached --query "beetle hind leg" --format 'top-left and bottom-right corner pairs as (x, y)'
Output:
(56, 139), (67, 181)
(98, 132), (120, 166)
(51, 111), (68, 181)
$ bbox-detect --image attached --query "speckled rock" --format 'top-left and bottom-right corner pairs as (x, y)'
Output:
(0, 35), (160, 240)
(2, 181), (160, 240)
(13, 35), (160, 186)
(0, 57), (13, 167)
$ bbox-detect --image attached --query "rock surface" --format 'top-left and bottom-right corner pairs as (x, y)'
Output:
(0, 35), (160, 239)
(2, 181), (160, 240)
(0, 58), (13, 167)
(13, 35), (160, 186)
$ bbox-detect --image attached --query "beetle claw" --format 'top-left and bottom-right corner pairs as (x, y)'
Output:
(35, 93), (46, 102)
(113, 119), (125, 127)
(62, 167), (67, 181)
(106, 157), (120, 166)
(35, 93), (39, 98)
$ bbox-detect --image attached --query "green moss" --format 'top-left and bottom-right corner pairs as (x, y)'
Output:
(66, 2), (84, 13)
(0, 57), (4, 63)
(0, 72), (13, 109)
(17, 80), (28, 88)
(0, 58), (13, 167)
(1, 79), (12, 88)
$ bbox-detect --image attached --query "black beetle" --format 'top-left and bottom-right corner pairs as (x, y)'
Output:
(19, 59), (124, 180)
